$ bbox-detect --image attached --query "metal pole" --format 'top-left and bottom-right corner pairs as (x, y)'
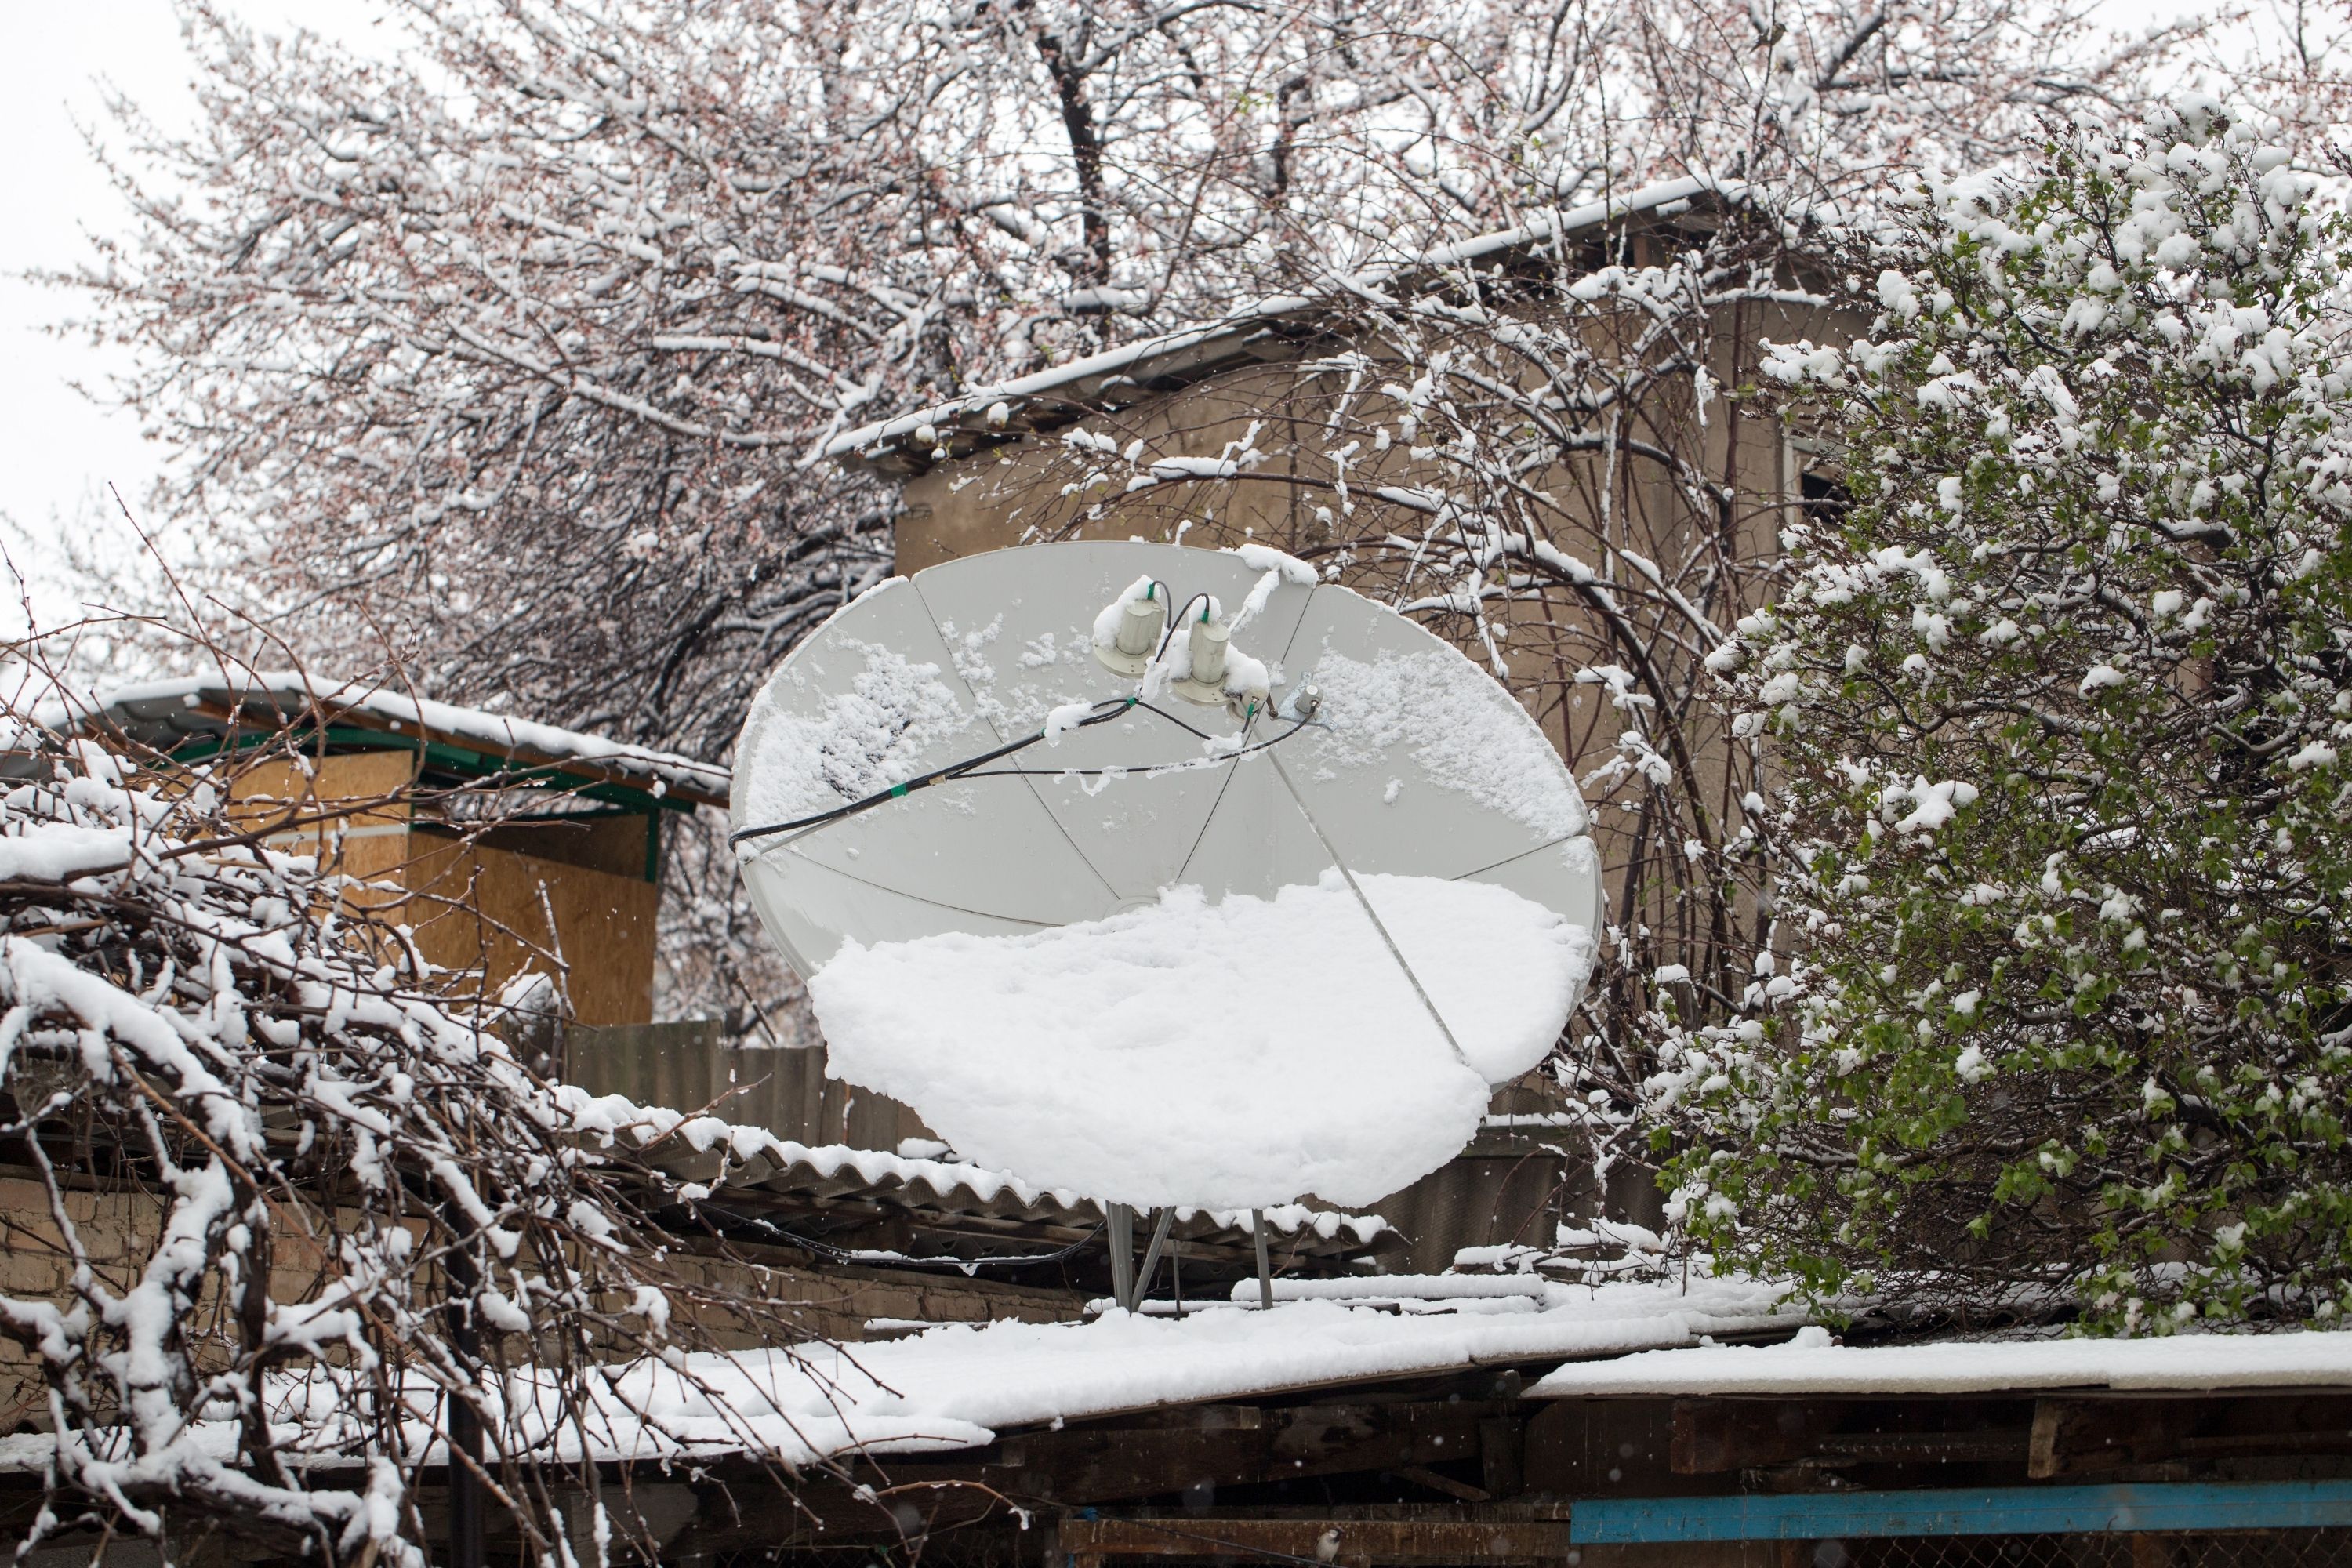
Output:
(1106, 1203), (1135, 1310)
(1133, 1208), (1177, 1305)
(1252, 1209), (1275, 1310)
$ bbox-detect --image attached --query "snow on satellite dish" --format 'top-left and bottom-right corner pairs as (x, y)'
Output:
(729, 542), (1602, 1210)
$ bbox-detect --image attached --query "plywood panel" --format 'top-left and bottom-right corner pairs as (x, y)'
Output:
(211, 750), (423, 953)
(401, 830), (659, 1026)
(227, 748), (418, 881)
(230, 748), (417, 826)
(470, 811), (652, 881)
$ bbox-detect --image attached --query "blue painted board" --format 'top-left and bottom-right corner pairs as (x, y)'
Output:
(1570, 1480), (2352, 1542)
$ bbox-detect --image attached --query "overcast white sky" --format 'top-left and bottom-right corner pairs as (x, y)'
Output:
(0, 0), (389, 630)
(0, 0), (2246, 630)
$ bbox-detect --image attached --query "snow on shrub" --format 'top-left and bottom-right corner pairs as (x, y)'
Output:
(1665, 100), (2352, 1330)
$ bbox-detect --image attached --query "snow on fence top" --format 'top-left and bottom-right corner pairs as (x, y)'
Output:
(21, 671), (730, 807)
(826, 176), (1743, 473)
(1526, 1325), (2352, 1398)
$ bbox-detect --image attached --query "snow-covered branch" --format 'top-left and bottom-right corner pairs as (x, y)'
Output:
(0, 649), (822, 1563)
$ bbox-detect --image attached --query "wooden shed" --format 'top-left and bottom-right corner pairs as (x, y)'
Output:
(49, 673), (730, 1027)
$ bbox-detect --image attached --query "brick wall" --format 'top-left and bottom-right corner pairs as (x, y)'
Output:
(0, 1170), (1083, 1434)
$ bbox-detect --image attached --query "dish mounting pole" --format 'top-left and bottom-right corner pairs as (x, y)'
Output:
(1106, 1203), (1136, 1309)
(1132, 1207), (1177, 1308)
(1252, 1210), (1275, 1309)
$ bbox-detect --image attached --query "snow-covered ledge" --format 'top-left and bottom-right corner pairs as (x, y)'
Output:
(1526, 1324), (2352, 1398)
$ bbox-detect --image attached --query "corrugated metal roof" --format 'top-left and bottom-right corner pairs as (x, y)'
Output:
(617, 1120), (1401, 1266)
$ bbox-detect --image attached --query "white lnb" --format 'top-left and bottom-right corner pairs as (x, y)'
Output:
(1094, 588), (1166, 677)
(1171, 613), (1233, 707)
(1117, 597), (1163, 658)
(1188, 615), (1229, 689)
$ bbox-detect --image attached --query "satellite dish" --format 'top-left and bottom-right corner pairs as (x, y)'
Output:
(730, 542), (1602, 1211)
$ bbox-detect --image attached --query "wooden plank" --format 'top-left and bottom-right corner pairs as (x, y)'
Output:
(2030, 1393), (2352, 1479)
(1674, 1398), (1824, 1473)
(1674, 1398), (2031, 1475)
(1524, 1397), (1684, 1497)
(1675, 1392), (2352, 1483)
(1396, 1463), (1492, 1502)
(1569, 1479), (2352, 1544)
(1480, 1416), (1525, 1498)
(1059, 1515), (1576, 1564)
(863, 1400), (1503, 1512)
(400, 831), (658, 1025)
(2031, 1397), (2160, 1479)
(993, 1428), (1276, 1504)
(978, 1401), (1425, 1504)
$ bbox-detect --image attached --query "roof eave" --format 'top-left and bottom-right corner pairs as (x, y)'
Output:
(828, 176), (1755, 478)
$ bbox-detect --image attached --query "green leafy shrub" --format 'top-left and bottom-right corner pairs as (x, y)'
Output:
(1664, 100), (2352, 1331)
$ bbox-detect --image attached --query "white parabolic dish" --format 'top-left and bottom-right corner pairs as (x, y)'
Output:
(730, 542), (1603, 1209)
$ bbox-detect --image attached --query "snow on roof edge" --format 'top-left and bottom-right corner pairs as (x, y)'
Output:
(1525, 1326), (2352, 1398)
(0, 1278), (1803, 1477)
(35, 670), (730, 804)
(825, 176), (1745, 463)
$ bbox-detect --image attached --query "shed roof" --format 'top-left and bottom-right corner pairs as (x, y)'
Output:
(826, 176), (1747, 477)
(23, 671), (730, 810)
(0, 1272), (1801, 1476)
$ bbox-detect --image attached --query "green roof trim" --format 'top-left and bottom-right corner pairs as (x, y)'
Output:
(163, 725), (699, 817)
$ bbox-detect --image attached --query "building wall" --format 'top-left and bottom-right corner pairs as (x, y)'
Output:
(896, 359), (1327, 575)
(891, 293), (1852, 917)
(226, 748), (662, 1026)
(0, 1171), (1079, 1434)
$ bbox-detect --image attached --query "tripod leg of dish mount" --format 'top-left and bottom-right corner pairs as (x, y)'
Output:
(1252, 1210), (1275, 1309)
(1107, 1203), (1136, 1309)
(1133, 1207), (1176, 1306)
